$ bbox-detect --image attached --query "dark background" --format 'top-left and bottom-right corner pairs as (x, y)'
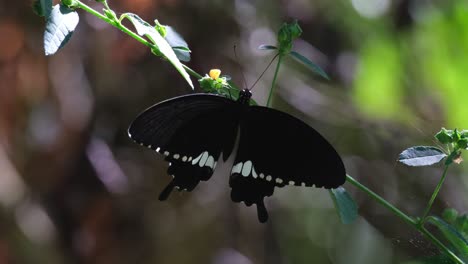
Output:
(0, 0), (467, 263)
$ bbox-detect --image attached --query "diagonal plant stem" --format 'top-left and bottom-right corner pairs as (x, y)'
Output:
(74, 0), (202, 80)
(346, 174), (417, 226)
(346, 174), (463, 264)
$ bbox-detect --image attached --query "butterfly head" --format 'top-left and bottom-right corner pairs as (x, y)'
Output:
(238, 89), (252, 105)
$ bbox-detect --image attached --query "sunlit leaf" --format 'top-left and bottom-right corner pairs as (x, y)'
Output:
(33, 0), (52, 17)
(165, 26), (191, 62)
(121, 13), (193, 89)
(329, 187), (358, 224)
(44, 4), (79, 56)
(398, 146), (447, 166)
(427, 216), (468, 261)
(290, 51), (330, 80)
(258, 45), (277, 50)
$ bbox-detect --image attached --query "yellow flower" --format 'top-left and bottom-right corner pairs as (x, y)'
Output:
(209, 69), (221, 80)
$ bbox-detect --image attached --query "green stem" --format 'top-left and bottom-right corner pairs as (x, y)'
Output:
(421, 165), (449, 221)
(74, 0), (202, 80)
(346, 174), (417, 227)
(420, 227), (464, 264)
(266, 54), (283, 107)
(183, 65), (202, 79)
(346, 174), (463, 264)
(75, 1), (113, 24)
(102, 0), (112, 11)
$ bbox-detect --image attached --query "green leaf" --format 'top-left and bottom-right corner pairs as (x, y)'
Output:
(427, 216), (468, 261)
(258, 45), (277, 50)
(454, 214), (468, 235)
(461, 130), (468, 139)
(172, 48), (190, 62)
(288, 20), (303, 39)
(453, 129), (462, 142)
(329, 187), (358, 224)
(398, 146), (447, 166)
(457, 138), (468, 149)
(277, 21), (302, 55)
(289, 51), (330, 80)
(44, 4), (79, 56)
(33, 0), (52, 18)
(121, 13), (193, 89)
(435, 128), (454, 144)
(165, 26), (191, 62)
(104, 9), (117, 21)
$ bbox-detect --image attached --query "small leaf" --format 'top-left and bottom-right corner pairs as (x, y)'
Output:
(398, 146), (447, 166)
(461, 130), (468, 139)
(453, 129), (462, 142)
(329, 187), (358, 224)
(427, 216), (468, 261)
(435, 128), (453, 144)
(258, 45), (277, 50)
(33, 0), (52, 17)
(104, 9), (117, 21)
(166, 26), (190, 62)
(44, 4), (79, 56)
(121, 13), (193, 89)
(457, 138), (468, 149)
(290, 51), (330, 80)
(172, 48), (191, 62)
(455, 214), (468, 235)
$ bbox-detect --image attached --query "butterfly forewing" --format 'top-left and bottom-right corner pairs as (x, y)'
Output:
(128, 94), (239, 199)
(228, 105), (346, 220)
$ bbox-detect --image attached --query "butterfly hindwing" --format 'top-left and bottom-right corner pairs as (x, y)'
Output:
(229, 105), (346, 222)
(128, 94), (239, 200)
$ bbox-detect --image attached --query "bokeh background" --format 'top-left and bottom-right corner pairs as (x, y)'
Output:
(0, 0), (468, 263)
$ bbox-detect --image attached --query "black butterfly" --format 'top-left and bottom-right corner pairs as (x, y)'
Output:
(128, 88), (346, 222)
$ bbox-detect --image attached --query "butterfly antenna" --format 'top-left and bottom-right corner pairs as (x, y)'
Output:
(249, 53), (279, 91)
(233, 45), (249, 89)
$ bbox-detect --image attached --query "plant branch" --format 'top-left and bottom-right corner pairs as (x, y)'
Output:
(266, 54), (283, 107)
(346, 174), (463, 264)
(346, 174), (417, 226)
(420, 227), (464, 264)
(74, 0), (202, 80)
(421, 165), (450, 221)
